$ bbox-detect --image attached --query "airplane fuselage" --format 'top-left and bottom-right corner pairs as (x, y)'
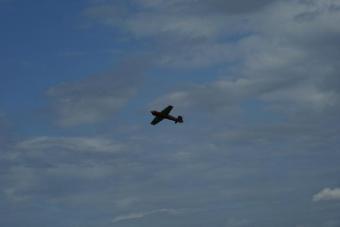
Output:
(150, 105), (183, 125)
(151, 111), (178, 122)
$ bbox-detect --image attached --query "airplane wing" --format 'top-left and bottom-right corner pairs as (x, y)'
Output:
(150, 116), (164, 125)
(161, 105), (173, 115)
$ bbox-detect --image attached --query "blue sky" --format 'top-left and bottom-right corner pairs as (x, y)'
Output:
(1, 0), (340, 227)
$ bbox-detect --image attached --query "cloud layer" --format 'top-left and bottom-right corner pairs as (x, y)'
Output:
(1, 0), (340, 227)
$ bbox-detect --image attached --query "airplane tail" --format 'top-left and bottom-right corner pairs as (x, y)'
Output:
(176, 116), (183, 123)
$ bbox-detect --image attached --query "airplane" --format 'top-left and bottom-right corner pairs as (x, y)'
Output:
(150, 105), (183, 125)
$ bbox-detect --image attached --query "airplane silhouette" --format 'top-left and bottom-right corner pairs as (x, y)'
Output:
(150, 105), (183, 125)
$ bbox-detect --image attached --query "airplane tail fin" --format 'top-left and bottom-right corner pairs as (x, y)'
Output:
(176, 116), (183, 123)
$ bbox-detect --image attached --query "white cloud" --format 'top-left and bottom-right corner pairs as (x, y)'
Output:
(112, 208), (181, 223)
(313, 188), (340, 202)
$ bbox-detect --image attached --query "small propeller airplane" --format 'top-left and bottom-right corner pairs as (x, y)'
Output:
(150, 105), (183, 125)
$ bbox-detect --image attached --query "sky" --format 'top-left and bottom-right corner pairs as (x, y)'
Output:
(1, 0), (340, 226)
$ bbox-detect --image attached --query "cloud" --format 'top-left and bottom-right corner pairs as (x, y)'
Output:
(135, 0), (284, 20)
(226, 218), (251, 227)
(0, 114), (8, 139)
(155, 0), (340, 114)
(154, 79), (257, 111)
(1, 136), (129, 202)
(86, 0), (248, 34)
(0, 113), (12, 148)
(83, 0), (270, 69)
(3, 166), (40, 202)
(112, 208), (181, 223)
(15, 136), (125, 154)
(47, 57), (148, 126)
(313, 188), (340, 202)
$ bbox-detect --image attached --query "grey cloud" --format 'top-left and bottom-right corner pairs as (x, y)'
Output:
(2, 129), (340, 226)
(88, 10), (228, 40)
(243, 0), (340, 102)
(187, 0), (280, 15)
(1, 136), (128, 203)
(84, 0), (340, 73)
(149, 0), (340, 171)
(48, 58), (147, 126)
(84, 0), (258, 39)
(16, 136), (125, 154)
(2, 166), (40, 202)
(0, 130), (286, 216)
(157, 41), (239, 69)
(215, 122), (339, 154)
(153, 80), (248, 114)
(294, 10), (320, 22)
(157, 0), (340, 113)
(137, 0), (280, 15)
(8, 136), (130, 169)
(84, 1), (130, 27)
(156, 75), (326, 114)
(0, 115), (8, 146)
(226, 218), (251, 227)
(84, 0), (258, 70)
